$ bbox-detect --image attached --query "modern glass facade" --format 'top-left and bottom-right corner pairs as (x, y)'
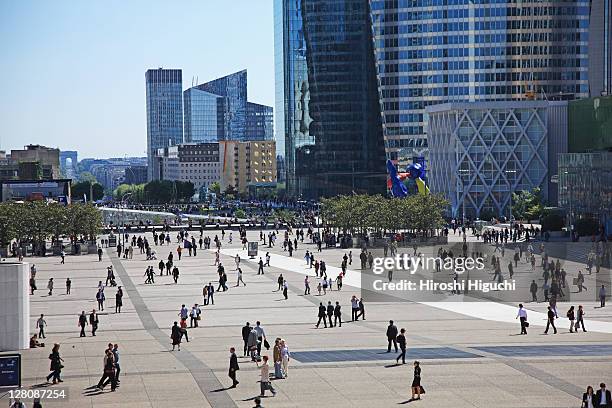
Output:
(197, 70), (248, 141)
(275, 0), (387, 198)
(145, 68), (183, 181)
(183, 87), (226, 143)
(246, 102), (274, 141)
(370, 0), (591, 163)
(558, 152), (612, 224)
(427, 101), (568, 220)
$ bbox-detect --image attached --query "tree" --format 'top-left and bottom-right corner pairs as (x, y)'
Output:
(175, 181), (195, 202)
(72, 181), (104, 201)
(209, 182), (221, 195)
(114, 183), (145, 202)
(78, 171), (98, 184)
(512, 188), (544, 221)
(144, 180), (173, 203)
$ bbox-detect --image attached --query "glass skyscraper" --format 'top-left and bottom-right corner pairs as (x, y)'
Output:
(197, 70), (248, 141)
(246, 102), (274, 141)
(183, 87), (226, 142)
(274, 0), (387, 198)
(370, 0), (591, 163)
(145, 68), (183, 180)
(589, 0), (612, 97)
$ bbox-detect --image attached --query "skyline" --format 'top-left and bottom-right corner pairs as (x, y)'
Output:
(0, 1), (274, 158)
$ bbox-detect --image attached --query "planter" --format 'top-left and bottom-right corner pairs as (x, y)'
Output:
(87, 243), (98, 254)
(0, 246), (8, 258)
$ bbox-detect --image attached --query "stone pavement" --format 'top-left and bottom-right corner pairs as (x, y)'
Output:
(2, 228), (611, 407)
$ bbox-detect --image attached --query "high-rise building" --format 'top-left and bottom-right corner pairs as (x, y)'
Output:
(370, 1), (591, 163)
(246, 102), (274, 141)
(274, 0), (387, 198)
(197, 70), (248, 140)
(589, 0), (612, 97)
(145, 68), (183, 181)
(183, 87), (227, 142)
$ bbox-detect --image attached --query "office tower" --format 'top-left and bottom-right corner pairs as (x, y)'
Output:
(197, 70), (248, 140)
(246, 102), (274, 141)
(183, 87), (227, 142)
(590, 0), (612, 96)
(370, 1), (591, 163)
(274, 0), (386, 198)
(145, 68), (183, 181)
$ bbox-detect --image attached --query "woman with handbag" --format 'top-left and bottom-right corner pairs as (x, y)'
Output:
(46, 343), (64, 384)
(411, 361), (422, 401)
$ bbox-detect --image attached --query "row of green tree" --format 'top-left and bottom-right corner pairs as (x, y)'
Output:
(321, 194), (449, 234)
(114, 180), (195, 203)
(0, 201), (102, 247)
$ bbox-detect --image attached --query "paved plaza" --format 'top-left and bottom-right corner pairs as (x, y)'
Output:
(4, 228), (612, 407)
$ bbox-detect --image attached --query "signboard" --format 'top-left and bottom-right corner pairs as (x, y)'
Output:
(247, 242), (258, 258)
(108, 236), (117, 247)
(0, 354), (21, 388)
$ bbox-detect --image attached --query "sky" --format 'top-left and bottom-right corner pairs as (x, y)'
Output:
(0, 0), (274, 158)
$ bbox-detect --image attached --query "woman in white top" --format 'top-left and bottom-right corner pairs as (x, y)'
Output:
(582, 385), (595, 408)
(280, 339), (290, 378)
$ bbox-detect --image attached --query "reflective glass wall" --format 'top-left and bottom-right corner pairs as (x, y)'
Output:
(275, 0), (387, 198)
(370, 0), (591, 163)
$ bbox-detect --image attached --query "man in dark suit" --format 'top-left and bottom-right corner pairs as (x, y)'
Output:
(316, 302), (327, 328)
(326, 301), (334, 328)
(596, 383), (611, 408)
(386, 320), (398, 352)
(241, 322), (251, 356)
(228, 347), (240, 388)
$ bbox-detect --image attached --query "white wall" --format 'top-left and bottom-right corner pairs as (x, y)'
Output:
(0, 262), (30, 351)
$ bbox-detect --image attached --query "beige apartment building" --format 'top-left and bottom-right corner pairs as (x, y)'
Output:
(220, 140), (276, 194)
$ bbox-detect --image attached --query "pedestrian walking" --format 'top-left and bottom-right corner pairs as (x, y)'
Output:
(411, 361), (422, 401)
(60, 250), (65, 264)
(78, 311), (87, 337)
(273, 338), (283, 379)
(257, 356), (276, 397)
(36, 314), (47, 339)
(351, 295), (359, 321)
(396, 328), (407, 364)
(386, 320), (398, 352)
(46, 343), (64, 384)
(241, 322), (251, 356)
(316, 302), (327, 328)
(171, 321), (182, 351)
(236, 267), (246, 286)
(280, 339), (290, 378)
(599, 285), (607, 307)
(96, 349), (117, 391)
(115, 287), (123, 313)
(282, 280), (288, 300)
(516, 303), (528, 335)
(228, 347), (240, 388)
(334, 302), (342, 327)
(544, 306), (557, 334)
(576, 305), (587, 332)
(326, 301), (334, 327)
(47, 278), (54, 296)
(304, 276), (310, 295)
(567, 306), (576, 333)
(89, 309), (99, 336)
(96, 289), (105, 311)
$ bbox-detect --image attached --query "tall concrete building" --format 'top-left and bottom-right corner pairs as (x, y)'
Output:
(370, 1), (591, 163)
(274, 0), (387, 198)
(154, 143), (223, 191)
(145, 68), (183, 181)
(589, 0), (612, 97)
(220, 140), (277, 195)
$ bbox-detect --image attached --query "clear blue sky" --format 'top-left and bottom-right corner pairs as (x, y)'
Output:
(0, 0), (274, 158)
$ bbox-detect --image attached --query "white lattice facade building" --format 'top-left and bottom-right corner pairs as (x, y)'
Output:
(426, 101), (568, 220)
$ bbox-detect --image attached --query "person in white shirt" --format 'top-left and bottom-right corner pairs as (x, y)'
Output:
(236, 268), (246, 287)
(256, 356), (276, 397)
(280, 339), (290, 378)
(515, 303), (528, 335)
